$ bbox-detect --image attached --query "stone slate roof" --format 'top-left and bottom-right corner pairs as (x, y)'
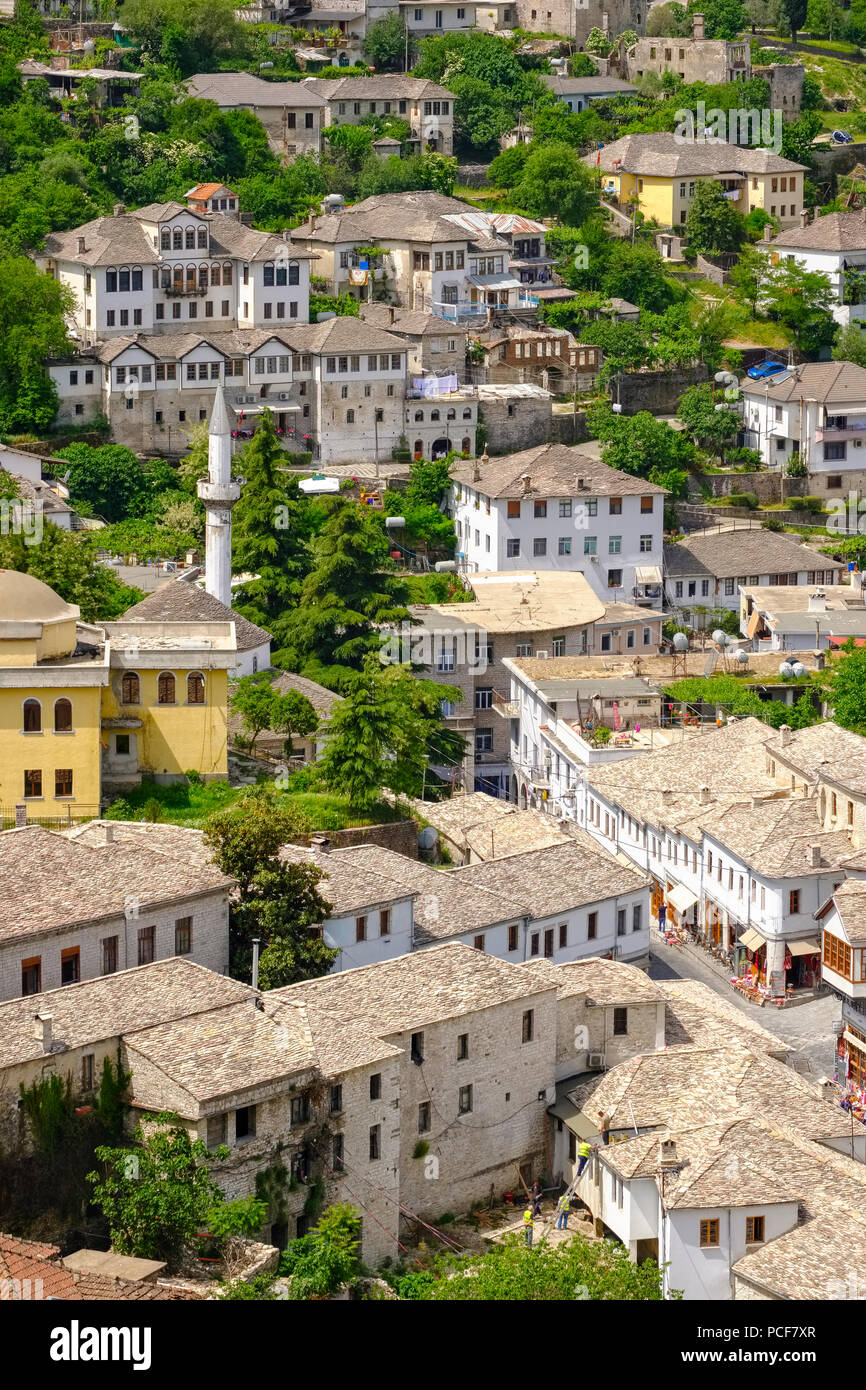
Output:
(65, 819), (216, 869)
(270, 670), (339, 717)
(303, 75), (455, 102)
(739, 359), (866, 403)
(733, 1204), (866, 1300)
(542, 73), (637, 95)
(0, 825), (233, 943)
(122, 579), (271, 653)
(698, 794), (861, 878)
(272, 940), (556, 1032)
(0, 958), (250, 1069)
(279, 844), (417, 917)
(295, 190), (480, 246)
(591, 131), (807, 176)
(521, 954), (663, 1005)
(826, 877), (866, 943)
(768, 720), (866, 795)
(659, 978), (790, 1057)
(450, 443), (666, 499)
(360, 303), (463, 338)
(187, 71), (328, 106)
(663, 530), (841, 581)
(771, 209), (866, 253)
(43, 209), (315, 268)
(449, 832), (649, 918)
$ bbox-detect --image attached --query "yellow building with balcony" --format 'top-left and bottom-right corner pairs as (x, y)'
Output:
(592, 133), (808, 231)
(0, 570), (236, 822)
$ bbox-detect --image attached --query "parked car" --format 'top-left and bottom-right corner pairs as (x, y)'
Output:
(747, 360), (787, 380)
(831, 130), (854, 145)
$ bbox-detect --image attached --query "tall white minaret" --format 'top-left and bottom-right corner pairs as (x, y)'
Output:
(197, 384), (241, 609)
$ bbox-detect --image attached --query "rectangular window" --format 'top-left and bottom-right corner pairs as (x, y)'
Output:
(369, 1124), (380, 1160)
(508, 923), (519, 952)
(745, 1215), (765, 1244)
(236, 1105), (256, 1140)
(101, 935), (118, 975)
(558, 537), (572, 555)
(55, 768), (73, 798)
(587, 912), (597, 940)
(534, 500), (547, 518)
(507, 500), (521, 518)
(458, 1085), (473, 1114)
(60, 947), (80, 985)
(617, 908), (627, 937)
(330, 1084), (343, 1114)
(21, 957), (41, 996)
(356, 914), (367, 943)
(633, 904), (642, 932)
(507, 539), (520, 557)
(533, 537), (547, 557)
(613, 1007), (628, 1035)
(609, 498), (622, 515)
(379, 909), (390, 937)
(789, 889), (800, 914)
(522, 1009), (534, 1043)
(640, 535), (653, 553)
(418, 1101), (431, 1133)
(290, 1094), (310, 1127)
(411, 1031), (424, 1063)
(700, 1219), (720, 1247)
(81, 1054), (94, 1091)
(175, 916), (192, 955)
(584, 536), (596, 555)
(457, 1033), (469, 1060)
(370, 1073), (381, 1100)
(137, 926), (155, 966)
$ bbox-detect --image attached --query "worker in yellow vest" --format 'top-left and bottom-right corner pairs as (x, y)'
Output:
(523, 1205), (534, 1249)
(576, 1140), (592, 1178)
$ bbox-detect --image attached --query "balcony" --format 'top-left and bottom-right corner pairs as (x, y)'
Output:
(492, 693), (519, 717)
(164, 284), (208, 298)
(529, 764), (550, 787)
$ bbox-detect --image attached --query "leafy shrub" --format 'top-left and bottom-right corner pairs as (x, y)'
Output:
(726, 492), (758, 509)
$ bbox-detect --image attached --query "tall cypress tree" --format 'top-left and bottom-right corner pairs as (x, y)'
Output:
(230, 410), (313, 631)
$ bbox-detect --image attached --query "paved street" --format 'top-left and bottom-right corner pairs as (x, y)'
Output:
(648, 936), (840, 1080)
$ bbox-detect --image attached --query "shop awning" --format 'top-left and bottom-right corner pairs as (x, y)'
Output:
(667, 884), (698, 914)
(844, 1029), (866, 1052)
(738, 928), (766, 952)
(787, 937), (821, 956)
(635, 565), (662, 584)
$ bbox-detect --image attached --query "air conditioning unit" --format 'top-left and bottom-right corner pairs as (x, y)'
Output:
(856, 439), (863, 448)
(587, 1052), (605, 1070)
(277, 392), (290, 401)
(536, 649), (549, 659)
(610, 628), (620, 637)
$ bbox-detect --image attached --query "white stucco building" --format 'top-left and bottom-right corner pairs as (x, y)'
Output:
(768, 209), (866, 331)
(739, 360), (866, 496)
(664, 529), (843, 627)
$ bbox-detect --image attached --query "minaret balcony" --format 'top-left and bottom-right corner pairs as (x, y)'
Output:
(198, 480), (242, 505)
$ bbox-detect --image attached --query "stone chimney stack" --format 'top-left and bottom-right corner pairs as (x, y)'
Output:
(693, 12), (705, 38)
(779, 724), (793, 747)
(33, 1014), (53, 1053)
(699, 785), (711, 805)
(809, 844), (821, 868)
(15, 803), (26, 828)
(521, 473), (532, 496)
(808, 589), (827, 614)
(800, 208), (810, 228)
(763, 223), (774, 243)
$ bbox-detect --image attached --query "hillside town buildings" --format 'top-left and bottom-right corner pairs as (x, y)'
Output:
(664, 529), (844, 627)
(739, 360), (866, 494)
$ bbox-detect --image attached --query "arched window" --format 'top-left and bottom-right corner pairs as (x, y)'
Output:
(462, 409), (472, 419)
(197, 227), (207, 248)
(54, 698), (72, 732)
(173, 228), (182, 250)
(157, 672), (176, 705)
(430, 409), (440, 422)
(462, 436), (471, 453)
(198, 264), (209, 287)
(210, 264), (221, 286)
(185, 227), (195, 249)
(121, 671), (140, 705)
(223, 261), (233, 285)
(447, 408), (456, 420)
(185, 264), (196, 289)
(414, 440), (424, 456)
(187, 672), (205, 705)
(161, 267), (172, 290)
(105, 267), (117, 293)
(23, 699), (41, 732)
(414, 410), (423, 422)
(131, 266), (143, 291)
(161, 228), (171, 250)
(173, 265), (183, 288)
(118, 266), (130, 293)
(341, 385), (348, 399)
(263, 261), (275, 287)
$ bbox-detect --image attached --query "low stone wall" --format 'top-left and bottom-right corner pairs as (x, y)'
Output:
(456, 164), (490, 188)
(549, 410), (590, 446)
(695, 253), (737, 287)
(296, 819), (419, 858)
(616, 365), (707, 415)
(677, 500), (826, 528)
(698, 471), (805, 504)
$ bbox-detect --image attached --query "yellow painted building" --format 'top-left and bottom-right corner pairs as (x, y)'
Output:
(0, 570), (236, 821)
(594, 133), (807, 231)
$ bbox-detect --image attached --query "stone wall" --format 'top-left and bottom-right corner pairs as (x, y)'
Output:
(296, 819), (419, 858)
(695, 253), (737, 286)
(482, 393), (553, 454)
(616, 366), (707, 415)
(698, 471), (805, 504)
(549, 410), (590, 447)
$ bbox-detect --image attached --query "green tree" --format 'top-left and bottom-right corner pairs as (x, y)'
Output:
(0, 524), (142, 622)
(677, 382), (741, 462)
(513, 143), (597, 227)
(585, 26), (613, 53)
(401, 1230), (670, 1300)
(231, 411), (314, 634)
(120, 0), (250, 73)
(55, 443), (145, 523)
(728, 245), (774, 317)
(591, 405), (697, 478)
(827, 641), (866, 733)
(278, 503), (411, 683)
(0, 255), (73, 432)
(762, 258), (836, 354)
(88, 1114), (227, 1269)
(203, 782), (337, 985)
(684, 178), (747, 256)
(363, 11), (408, 71)
(279, 1202), (362, 1299)
(600, 240), (678, 313)
(779, 0), (807, 41)
(230, 674), (318, 752)
(569, 53), (599, 76)
(833, 322), (866, 368)
(687, 0), (748, 38)
(487, 143), (531, 190)
(646, 1), (693, 35)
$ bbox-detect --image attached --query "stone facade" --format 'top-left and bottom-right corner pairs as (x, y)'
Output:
(479, 386), (553, 455)
(514, 0), (644, 46)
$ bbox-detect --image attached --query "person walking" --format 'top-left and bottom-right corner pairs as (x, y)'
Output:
(555, 1191), (571, 1230)
(531, 1179), (543, 1218)
(523, 1205), (534, 1249)
(576, 1139), (592, 1177)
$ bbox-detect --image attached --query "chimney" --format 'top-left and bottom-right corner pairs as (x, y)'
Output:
(113, 203), (125, 217)
(661, 789), (674, 805)
(388, 306), (395, 324)
(800, 208), (810, 229)
(698, 785), (711, 805)
(473, 458), (481, 482)
(77, 236), (86, 255)
(809, 844), (821, 867)
(33, 1014), (53, 1054)
(659, 1138), (678, 1167)
(817, 1076), (835, 1104)
(577, 476), (585, 490)
(808, 589), (827, 614)
(813, 651), (826, 670)
(311, 833), (331, 854)
(750, 795), (764, 810)
(15, 803), (26, 829)
(103, 823), (114, 844)
(762, 223), (773, 243)
(692, 11), (705, 38)
(779, 724), (792, 747)
(251, 938), (261, 991)
(521, 473), (532, 497)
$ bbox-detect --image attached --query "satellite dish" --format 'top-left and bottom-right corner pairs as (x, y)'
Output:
(735, 649), (749, 665)
(673, 632), (689, 652)
(779, 661), (795, 678)
(791, 661), (806, 678)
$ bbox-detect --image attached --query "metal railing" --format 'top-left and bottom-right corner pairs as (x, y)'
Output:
(1, 804), (101, 830)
